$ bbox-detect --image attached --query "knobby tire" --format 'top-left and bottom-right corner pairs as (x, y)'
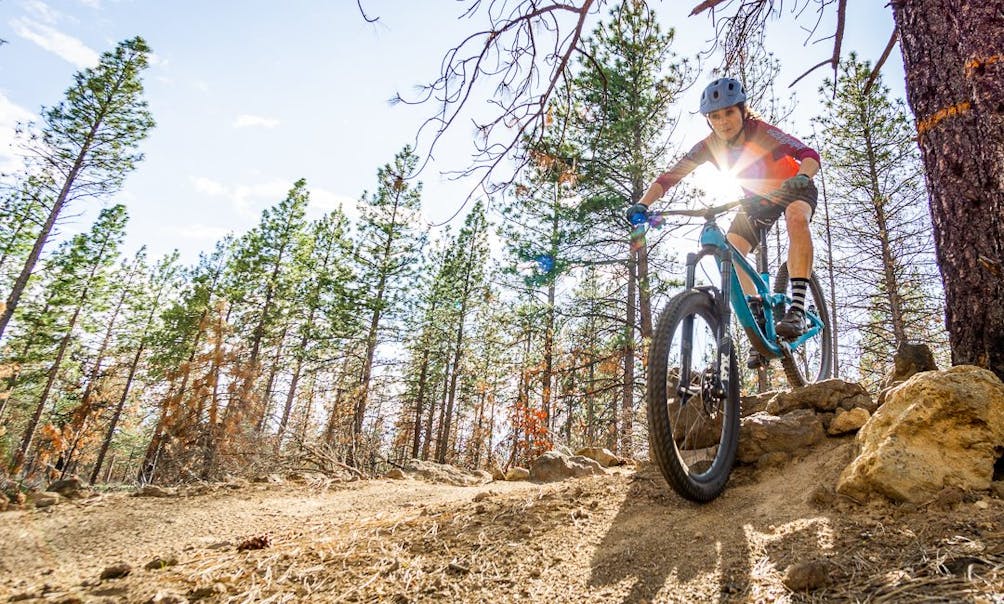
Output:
(647, 289), (740, 503)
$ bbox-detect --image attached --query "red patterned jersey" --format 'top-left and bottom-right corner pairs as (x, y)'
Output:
(655, 119), (820, 198)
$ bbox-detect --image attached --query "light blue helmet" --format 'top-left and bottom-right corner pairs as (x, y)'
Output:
(699, 78), (747, 115)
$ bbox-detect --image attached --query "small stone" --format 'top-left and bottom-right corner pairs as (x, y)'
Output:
(783, 559), (832, 591)
(472, 491), (490, 502)
(385, 468), (406, 480)
(974, 499), (990, 510)
(807, 485), (836, 507)
(144, 555), (179, 570)
(100, 562), (132, 580)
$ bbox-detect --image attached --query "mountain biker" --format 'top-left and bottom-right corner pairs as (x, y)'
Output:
(628, 77), (820, 368)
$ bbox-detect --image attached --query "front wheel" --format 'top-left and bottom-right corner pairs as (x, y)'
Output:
(647, 289), (740, 503)
(774, 264), (833, 387)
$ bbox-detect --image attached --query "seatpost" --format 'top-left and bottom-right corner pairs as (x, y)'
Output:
(756, 227), (769, 275)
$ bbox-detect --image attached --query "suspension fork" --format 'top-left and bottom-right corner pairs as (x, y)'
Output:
(680, 247), (733, 401)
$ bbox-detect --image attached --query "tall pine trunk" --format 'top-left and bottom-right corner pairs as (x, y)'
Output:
(892, 2), (1004, 378)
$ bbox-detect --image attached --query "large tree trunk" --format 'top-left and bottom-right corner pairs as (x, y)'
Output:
(91, 342), (145, 484)
(891, 2), (1004, 379)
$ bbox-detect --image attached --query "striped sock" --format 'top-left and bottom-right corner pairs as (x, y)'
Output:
(790, 278), (810, 315)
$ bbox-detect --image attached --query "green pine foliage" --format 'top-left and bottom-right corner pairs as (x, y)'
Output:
(818, 54), (948, 387)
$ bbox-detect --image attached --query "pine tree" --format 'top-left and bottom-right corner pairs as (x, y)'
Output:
(9, 204), (128, 474)
(0, 37), (154, 341)
(224, 179), (311, 433)
(564, 3), (691, 455)
(434, 202), (490, 463)
(818, 55), (946, 386)
(351, 147), (425, 461)
(90, 251), (181, 483)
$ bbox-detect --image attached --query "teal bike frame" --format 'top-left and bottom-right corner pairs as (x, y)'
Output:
(658, 198), (825, 361)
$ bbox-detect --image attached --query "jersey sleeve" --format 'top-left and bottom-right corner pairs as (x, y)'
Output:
(654, 140), (712, 192)
(758, 122), (821, 165)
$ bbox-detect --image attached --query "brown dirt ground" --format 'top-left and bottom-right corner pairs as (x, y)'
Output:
(1, 439), (1003, 603)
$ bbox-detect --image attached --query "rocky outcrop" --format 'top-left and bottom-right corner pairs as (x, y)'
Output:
(738, 409), (826, 464)
(529, 451), (605, 482)
(837, 366), (1004, 503)
(766, 379), (874, 415)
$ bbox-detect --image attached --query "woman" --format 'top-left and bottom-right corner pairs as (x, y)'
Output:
(629, 77), (820, 367)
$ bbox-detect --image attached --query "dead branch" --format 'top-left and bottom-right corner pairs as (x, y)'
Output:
(393, 1), (601, 222)
(864, 29), (898, 95)
(356, 0), (378, 23)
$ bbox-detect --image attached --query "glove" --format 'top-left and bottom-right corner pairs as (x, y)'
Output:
(782, 174), (812, 192)
(626, 203), (649, 225)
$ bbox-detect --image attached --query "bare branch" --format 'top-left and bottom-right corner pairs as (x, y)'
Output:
(864, 29), (898, 95)
(395, 1), (600, 221)
(356, 0), (379, 23)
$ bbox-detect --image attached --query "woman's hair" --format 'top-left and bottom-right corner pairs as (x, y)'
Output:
(738, 102), (763, 122)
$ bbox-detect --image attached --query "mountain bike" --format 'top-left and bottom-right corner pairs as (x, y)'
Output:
(640, 196), (832, 502)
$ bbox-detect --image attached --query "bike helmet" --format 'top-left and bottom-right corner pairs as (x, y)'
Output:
(699, 78), (747, 115)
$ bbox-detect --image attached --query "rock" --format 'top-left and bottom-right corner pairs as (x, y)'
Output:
(738, 409), (825, 464)
(575, 447), (623, 467)
(100, 562), (132, 579)
(385, 468), (406, 480)
(883, 341), (938, 387)
(252, 473), (284, 484)
(188, 583), (226, 601)
(47, 477), (85, 498)
(766, 379), (873, 415)
(755, 451), (790, 470)
(489, 463), (506, 481)
(807, 485), (837, 507)
(472, 491), (491, 502)
(782, 559), (832, 591)
(837, 366), (1004, 504)
(144, 555), (179, 570)
(529, 451), (605, 482)
(827, 407), (871, 436)
(741, 390), (779, 416)
(224, 478), (250, 490)
(0, 495), (7, 512)
(28, 492), (61, 508)
(400, 459), (491, 486)
(992, 482), (1004, 499)
(505, 467), (530, 481)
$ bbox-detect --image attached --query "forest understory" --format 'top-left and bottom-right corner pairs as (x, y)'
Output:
(2, 438), (1003, 604)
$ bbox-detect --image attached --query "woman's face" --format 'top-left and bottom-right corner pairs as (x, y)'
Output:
(707, 105), (744, 141)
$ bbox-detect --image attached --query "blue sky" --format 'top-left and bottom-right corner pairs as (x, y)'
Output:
(1, 1), (902, 266)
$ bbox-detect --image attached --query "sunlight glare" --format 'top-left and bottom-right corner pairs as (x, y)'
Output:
(691, 164), (743, 202)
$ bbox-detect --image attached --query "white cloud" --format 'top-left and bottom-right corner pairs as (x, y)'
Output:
(0, 92), (37, 174)
(233, 114), (280, 129)
(191, 176), (291, 218)
(23, 0), (61, 24)
(11, 18), (99, 68)
(310, 188), (360, 221)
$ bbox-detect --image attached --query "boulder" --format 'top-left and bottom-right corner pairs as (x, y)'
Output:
(385, 468), (406, 480)
(529, 451), (605, 482)
(505, 467), (530, 481)
(47, 477), (85, 498)
(28, 492), (62, 508)
(883, 341), (938, 387)
(575, 447), (623, 467)
(766, 379), (874, 415)
(738, 409), (825, 464)
(827, 407), (871, 436)
(837, 366), (1004, 503)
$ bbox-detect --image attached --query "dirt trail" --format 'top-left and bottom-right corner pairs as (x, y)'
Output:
(1, 440), (1002, 603)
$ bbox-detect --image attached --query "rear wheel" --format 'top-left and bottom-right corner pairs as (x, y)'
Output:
(647, 289), (740, 503)
(774, 264), (833, 387)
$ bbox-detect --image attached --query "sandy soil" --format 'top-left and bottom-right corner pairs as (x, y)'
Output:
(1, 439), (1002, 603)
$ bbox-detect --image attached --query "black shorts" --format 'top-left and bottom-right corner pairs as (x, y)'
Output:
(728, 182), (819, 249)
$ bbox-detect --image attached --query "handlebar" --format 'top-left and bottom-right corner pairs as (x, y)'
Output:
(649, 194), (773, 221)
